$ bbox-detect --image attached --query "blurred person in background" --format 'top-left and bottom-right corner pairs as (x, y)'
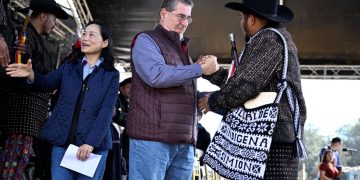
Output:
(319, 137), (342, 175)
(319, 150), (340, 180)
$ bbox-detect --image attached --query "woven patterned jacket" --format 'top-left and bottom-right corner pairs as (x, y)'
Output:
(203, 26), (306, 143)
(0, 0), (14, 53)
(0, 0), (14, 127)
(2, 23), (53, 137)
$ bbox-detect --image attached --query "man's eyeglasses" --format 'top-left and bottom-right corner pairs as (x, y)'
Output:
(169, 12), (192, 24)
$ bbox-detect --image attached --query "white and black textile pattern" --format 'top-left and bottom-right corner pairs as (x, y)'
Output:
(203, 104), (279, 180)
(203, 28), (306, 180)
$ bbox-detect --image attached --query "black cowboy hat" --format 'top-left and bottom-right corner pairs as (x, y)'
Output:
(20, 0), (68, 19)
(225, 0), (293, 23)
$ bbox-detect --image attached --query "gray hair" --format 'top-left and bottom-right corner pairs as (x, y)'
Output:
(160, 0), (194, 11)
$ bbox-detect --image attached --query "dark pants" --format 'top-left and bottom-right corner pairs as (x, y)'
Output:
(104, 124), (127, 180)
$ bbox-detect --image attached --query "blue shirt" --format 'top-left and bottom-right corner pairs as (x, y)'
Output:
(82, 57), (103, 80)
(131, 33), (202, 88)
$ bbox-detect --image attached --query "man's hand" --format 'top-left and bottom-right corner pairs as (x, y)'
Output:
(76, 144), (94, 161)
(200, 55), (219, 75)
(6, 59), (34, 81)
(199, 95), (210, 114)
(195, 55), (206, 65)
(0, 36), (10, 67)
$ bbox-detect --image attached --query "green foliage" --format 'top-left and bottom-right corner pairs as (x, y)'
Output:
(337, 119), (360, 166)
(303, 126), (327, 179)
(302, 119), (360, 179)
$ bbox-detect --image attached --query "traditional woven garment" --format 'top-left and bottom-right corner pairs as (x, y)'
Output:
(2, 23), (52, 137)
(0, 135), (33, 180)
(0, 0), (9, 28)
(263, 142), (299, 179)
(0, 0), (14, 51)
(0, 0), (6, 23)
(204, 25), (306, 179)
(0, 0), (14, 139)
(3, 92), (50, 136)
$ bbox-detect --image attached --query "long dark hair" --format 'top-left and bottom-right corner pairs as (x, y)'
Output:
(69, 20), (115, 70)
(321, 150), (333, 164)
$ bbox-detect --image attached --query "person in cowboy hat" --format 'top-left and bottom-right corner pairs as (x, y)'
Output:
(199, 0), (306, 179)
(0, 0), (68, 179)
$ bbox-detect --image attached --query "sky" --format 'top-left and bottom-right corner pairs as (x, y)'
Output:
(301, 79), (360, 136)
(56, 0), (71, 9)
(198, 78), (360, 138)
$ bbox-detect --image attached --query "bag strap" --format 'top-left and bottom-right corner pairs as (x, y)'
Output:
(236, 28), (288, 102)
(238, 28), (307, 160)
(264, 28), (288, 103)
(266, 28), (307, 160)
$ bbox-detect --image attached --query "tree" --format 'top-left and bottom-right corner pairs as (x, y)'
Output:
(337, 119), (360, 167)
(303, 127), (327, 179)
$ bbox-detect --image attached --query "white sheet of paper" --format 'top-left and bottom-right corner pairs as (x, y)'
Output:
(60, 144), (102, 178)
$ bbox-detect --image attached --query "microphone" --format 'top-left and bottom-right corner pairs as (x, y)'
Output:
(343, 148), (358, 152)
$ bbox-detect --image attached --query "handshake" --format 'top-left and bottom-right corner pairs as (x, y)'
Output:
(196, 55), (219, 75)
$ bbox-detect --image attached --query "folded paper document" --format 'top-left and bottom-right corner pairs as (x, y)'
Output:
(60, 144), (102, 178)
